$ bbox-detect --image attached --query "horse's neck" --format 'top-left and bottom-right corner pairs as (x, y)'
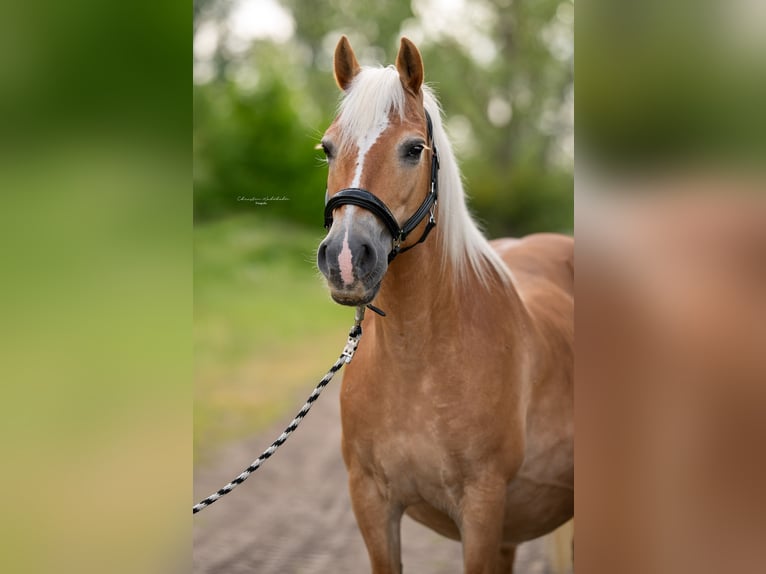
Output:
(370, 236), (524, 342)
(373, 242), (444, 326)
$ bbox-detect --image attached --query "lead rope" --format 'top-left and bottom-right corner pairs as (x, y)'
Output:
(192, 306), (367, 514)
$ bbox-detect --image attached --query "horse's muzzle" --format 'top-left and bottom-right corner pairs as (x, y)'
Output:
(317, 225), (388, 306)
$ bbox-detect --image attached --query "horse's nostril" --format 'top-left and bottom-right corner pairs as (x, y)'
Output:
(357, 242), (377, 275)
(317, 242), (329, 272)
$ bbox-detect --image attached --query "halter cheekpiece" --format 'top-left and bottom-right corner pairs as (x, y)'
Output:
(324, 110), (440, 263)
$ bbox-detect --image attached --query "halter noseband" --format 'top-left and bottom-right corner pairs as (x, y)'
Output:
(323, 110), (440, 263)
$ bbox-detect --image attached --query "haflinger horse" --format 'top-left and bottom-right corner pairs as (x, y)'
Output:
(316, 36), (573, 574)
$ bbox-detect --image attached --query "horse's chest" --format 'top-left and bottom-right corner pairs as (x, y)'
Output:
(362, 428), (464, 507)
(342, 392), (471, 510)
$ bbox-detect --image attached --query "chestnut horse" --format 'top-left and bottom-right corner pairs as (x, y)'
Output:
(316, 36), (573, 574)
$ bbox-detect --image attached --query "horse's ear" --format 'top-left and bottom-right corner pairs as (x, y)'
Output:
(396, 37), (424, 94)
(334, 35), (361, 91)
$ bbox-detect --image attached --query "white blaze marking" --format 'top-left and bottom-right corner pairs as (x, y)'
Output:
(338, 227), (354, 286)
(333, 119), (388, 286)
(350, 119), (389, 188)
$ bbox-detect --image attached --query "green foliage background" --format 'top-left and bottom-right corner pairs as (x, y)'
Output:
(194, 0), (573, 236)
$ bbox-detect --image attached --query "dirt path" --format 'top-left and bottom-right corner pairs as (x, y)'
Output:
(193, 380), (568, 573)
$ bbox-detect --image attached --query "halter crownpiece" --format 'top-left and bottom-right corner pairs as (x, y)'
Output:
(324, 110), (440, 263)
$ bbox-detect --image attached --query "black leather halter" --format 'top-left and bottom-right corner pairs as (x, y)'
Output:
(324, 110), (440, 263)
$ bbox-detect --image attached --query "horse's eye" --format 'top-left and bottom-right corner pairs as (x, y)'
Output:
(319, 141), (334, 160)
(406, 144), (424, 159)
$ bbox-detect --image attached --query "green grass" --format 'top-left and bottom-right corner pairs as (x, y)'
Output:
(194, 213), (350, 463)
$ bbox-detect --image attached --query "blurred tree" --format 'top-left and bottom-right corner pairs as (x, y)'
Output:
(194, 44), (328, 224)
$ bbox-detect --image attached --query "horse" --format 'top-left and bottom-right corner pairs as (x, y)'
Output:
(316, 36), (573, 574)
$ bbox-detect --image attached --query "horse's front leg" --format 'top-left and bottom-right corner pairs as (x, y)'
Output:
(460, 477), (508, 574)
(348, 468), (403, 574)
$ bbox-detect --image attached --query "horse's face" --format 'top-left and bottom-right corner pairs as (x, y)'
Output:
(317, 36), (430, 306)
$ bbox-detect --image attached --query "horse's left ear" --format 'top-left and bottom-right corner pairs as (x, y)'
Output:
(396, 37), (424, 94)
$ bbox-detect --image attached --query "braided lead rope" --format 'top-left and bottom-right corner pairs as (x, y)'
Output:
(193, 308), (365, 515)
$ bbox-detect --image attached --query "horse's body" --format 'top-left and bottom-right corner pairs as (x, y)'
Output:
(318, 37), (573, 574)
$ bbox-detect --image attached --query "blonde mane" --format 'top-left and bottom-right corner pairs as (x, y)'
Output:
(336, 66), (511, 287)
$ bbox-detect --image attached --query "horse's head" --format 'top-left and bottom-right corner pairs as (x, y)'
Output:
(317, 36), (438, 307)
